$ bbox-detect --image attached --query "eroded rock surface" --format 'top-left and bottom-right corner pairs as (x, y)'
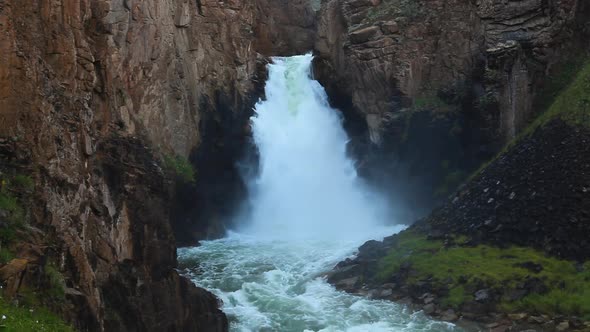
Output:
(0, 0), (316, 330)
(315, 0), (589, 142)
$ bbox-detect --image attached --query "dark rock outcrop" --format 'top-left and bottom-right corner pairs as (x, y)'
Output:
(420, 119), (590, 261)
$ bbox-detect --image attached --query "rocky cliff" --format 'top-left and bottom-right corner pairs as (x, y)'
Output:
(0, 0), (315, 330)
(313, 0), (590, 219)
(327, 58), (590, 332)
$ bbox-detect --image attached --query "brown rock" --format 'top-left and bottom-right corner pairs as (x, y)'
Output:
(0, 0), (316, 330)
(0, 259), (28, 281)
(440, 309), (458, 322)
(508, 313), (528, 321)
(315, 0), (588, 144)
(381, 21), (399, 34)
(556, 321), (570, 331)
(350, 26), (381, 44)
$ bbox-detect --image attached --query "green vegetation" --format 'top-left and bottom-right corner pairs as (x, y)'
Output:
(377, 230), (590, 319)
(0, 295), (73, 332)
(163, 155), (196, 184)
(443, 286), (466, 308)
(9, 176), (34, 193)
(413, 95), (450, 111)
(44, 264), (66, 301)
(526, 59), (590, 131)
(0, 249), (14, 265)
(535, 56), (588, 113)
(434, 160), (467, 198)
(0, 176), (28, 245)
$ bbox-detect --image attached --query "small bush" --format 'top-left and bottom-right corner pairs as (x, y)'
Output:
(163, 155), (196, 184)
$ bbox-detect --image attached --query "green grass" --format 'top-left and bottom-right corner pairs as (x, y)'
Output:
(413, 94), (451, 112)
(527, 60), (590, 130)
(44, 264), (65, 301)
(0, 191), (25, 244)
(0, 249), (14, 265)
(0, 295), (73, 332)
(443, 286), (466, 308)
(535, 56), (589, 112)
(163, 155), (196, 184)
(377, 230), (590, 318)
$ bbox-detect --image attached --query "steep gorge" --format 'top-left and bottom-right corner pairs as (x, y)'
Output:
(1, 0), (590, 330)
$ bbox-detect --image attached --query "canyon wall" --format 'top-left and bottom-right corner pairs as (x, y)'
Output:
(314, 0), (590, 218)
(0, 0), (315, 330)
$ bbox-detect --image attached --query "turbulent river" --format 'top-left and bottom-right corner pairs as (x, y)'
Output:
(178, 55), (460, 332)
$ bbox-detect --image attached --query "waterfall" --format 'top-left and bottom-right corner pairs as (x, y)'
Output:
(178, 55), (460, 332)
(239, 54), (390, 240)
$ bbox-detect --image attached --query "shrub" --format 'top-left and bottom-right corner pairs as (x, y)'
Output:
(163, 155), (196, 184)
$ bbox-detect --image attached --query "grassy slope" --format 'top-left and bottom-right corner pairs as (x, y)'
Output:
(377, 231), (590, 319)
(377, 60), (590, 319)
(0, 295), (73, 332)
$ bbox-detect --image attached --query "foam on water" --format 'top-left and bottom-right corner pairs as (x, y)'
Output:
(178, 233), (458, 331)
(178, 55), (461, 331)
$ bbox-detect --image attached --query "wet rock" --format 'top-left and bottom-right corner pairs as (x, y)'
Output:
(556, 321), (570, 331)
(358, 240), (387, 259)
(528, 316), (546, 324)
(508, 313), (528, 321)
(440, 309), (458, 322)
(423, 303), (435, 314)
(379, 288), (393, 297)
(474, 289), (490, 302)
(335, 277), (360, 291)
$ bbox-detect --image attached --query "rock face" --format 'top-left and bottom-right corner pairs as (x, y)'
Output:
(313, 0), (590, 218)
(0, 0), (315, 330)
(315, 0), (589, 142)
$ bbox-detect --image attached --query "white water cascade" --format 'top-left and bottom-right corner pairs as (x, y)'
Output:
(178, 55), (460, 332)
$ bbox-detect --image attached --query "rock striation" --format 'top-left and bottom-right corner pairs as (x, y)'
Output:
(0, 0), (316, 330)
(313, 0), (590, 220)
(315, 0), (589, 143)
